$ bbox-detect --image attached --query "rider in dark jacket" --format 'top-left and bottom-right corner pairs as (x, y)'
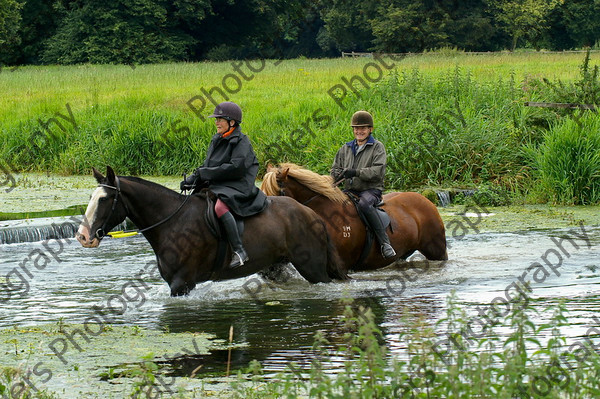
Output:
(181, 101), (267, 269)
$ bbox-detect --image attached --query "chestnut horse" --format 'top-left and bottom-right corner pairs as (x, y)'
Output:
(76, 166), (347, 296)
(261, 163), (447, 272)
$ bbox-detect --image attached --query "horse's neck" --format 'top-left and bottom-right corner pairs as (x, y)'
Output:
(122, 179), (187, 230)
(286, 180), (319, 204)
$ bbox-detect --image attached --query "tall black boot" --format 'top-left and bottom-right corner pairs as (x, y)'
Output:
(220, 211), (249, 269)
(362, 206), (397, 259)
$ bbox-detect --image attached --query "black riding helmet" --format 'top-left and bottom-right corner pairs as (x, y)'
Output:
(208, 101), (243, 123)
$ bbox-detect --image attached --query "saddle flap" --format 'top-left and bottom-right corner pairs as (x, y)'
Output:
(347, 193), (391, 231)
(204, 192), (221, 238)
(203, 191), (245, 238)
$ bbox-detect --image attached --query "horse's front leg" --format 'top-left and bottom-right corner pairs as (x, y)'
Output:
(169, 273), (197, 297)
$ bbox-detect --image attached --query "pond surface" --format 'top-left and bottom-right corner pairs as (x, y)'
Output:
(1, 220), (599, 397)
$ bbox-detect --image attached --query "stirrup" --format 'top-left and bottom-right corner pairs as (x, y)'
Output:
(381, 243), (396, 259)
(228, 250), (249, 269)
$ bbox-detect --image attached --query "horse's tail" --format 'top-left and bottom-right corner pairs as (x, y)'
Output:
(320, 219), (349, 280)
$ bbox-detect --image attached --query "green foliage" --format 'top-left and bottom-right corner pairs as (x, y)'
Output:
(128, 353), (161, 398)
(548, 1), (600, 49)
(528, 114), (600, 205)
(454, 184), (513, 207)
(370, 1), (450, 53)
(232, 293), (600, 398)
(317, 0), (376, 52)
(42, 0), (192, 64)
(0, 54), (598, 206)
(539, 48), (600, 106)
(492, 0), (562, 51)
(354, 67), (529, 191)
(0, 367), (58, 398)
(1, 0), (600, 65)
(1, 0), (59, 65)
(0, 0), (22, 52)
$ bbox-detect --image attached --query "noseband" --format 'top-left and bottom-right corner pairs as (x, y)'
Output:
(95, 176), (127, 239)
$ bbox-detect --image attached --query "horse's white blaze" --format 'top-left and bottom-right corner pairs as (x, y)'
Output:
(77, 187), (108, 245)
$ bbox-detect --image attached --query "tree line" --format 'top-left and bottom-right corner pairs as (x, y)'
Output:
(1, 0), (600, 66)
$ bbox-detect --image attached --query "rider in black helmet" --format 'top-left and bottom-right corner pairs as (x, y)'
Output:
(181, 101), (267, 269)
(331, 111), (396, 259)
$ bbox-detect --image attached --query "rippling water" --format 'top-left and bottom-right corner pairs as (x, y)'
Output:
(1, 224), (599, 395)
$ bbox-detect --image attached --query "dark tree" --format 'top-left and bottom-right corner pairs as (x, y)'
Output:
(42, 0), (200, 64)
(0, 0), (22, 63)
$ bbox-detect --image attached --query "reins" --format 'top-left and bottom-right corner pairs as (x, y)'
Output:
(96, 176), (194, 239)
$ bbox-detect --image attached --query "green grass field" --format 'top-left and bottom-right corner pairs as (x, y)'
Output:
(1, 51), (599, 203)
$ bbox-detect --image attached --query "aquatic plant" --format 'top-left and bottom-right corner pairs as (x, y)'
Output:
(0, 367), (58, 399)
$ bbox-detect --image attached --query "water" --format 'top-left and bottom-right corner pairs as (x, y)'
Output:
(0, 216), (130, 244)
(1, 223), (599, 396)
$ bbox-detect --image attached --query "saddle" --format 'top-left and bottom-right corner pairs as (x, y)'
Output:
(203, 191), (245, 239)
(346, 192), (392, 269)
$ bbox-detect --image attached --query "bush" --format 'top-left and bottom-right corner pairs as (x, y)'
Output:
(528, 114), (600, 205)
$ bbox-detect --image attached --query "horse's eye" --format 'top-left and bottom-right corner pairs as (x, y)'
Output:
(99, 197), (108, 202)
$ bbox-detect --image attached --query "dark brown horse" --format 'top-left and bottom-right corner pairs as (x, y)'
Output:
(76, 166), (347, 296)
(261, 163), (447, 272)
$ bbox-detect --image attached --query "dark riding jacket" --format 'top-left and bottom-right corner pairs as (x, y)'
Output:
(199, 126), (267, 217)
(331, 135), (387, 192)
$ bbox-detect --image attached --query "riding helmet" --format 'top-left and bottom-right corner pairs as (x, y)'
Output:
(208, 101), (243, 123)
(351, 110), (374, 127)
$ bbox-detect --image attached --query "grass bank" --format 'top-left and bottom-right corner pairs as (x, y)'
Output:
(1, 52), (599, 203)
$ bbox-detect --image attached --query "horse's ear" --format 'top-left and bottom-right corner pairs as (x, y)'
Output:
(106, 166), (116, 184)
(92, 167), (104, 183)
(266, 163), (275, 173)
(280, 168), (289, 179)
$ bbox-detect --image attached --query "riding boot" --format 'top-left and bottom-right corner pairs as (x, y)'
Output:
(220, 212), (249, 269)
(362, 206), (397, 259)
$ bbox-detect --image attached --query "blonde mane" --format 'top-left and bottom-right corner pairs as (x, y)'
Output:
(261, 163), (349, 204)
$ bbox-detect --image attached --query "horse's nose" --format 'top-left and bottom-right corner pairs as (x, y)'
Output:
(76, 232), (87, 244)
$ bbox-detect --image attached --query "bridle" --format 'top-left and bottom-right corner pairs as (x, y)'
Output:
(94, 176), (193, 240)
(96, 176), (126, 239)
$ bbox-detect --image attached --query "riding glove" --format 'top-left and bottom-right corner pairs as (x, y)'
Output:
(343, 169), (357, 178)
(180, 169), (201, 191)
